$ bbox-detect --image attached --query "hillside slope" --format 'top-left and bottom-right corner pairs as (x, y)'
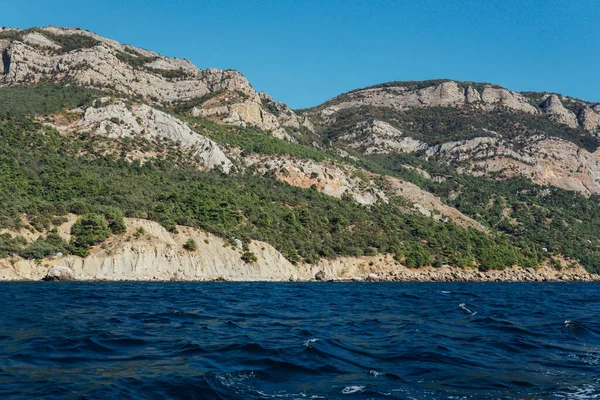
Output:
(1, 27), (600, 278)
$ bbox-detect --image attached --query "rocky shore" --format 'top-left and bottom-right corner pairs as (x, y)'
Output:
(1, 218), (597, 283)
(321, 266), (600, 283)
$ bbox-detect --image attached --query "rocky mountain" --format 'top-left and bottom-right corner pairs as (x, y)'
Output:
(0, 26), (309, 140)
(2, 27), (600, 280)
(304, 79), (600, 194)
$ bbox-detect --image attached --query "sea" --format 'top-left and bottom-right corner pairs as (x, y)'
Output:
(1, 282), (599, 399)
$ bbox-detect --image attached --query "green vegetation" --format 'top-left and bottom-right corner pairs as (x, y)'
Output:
(115, 49), (157, 69)
(362, 153), (600, 273)
(0, 113), (542, 269)
(69, 214), (113, 257)
(0, 234), (26, 257)
(20, 231), (68, 260)
(133, 226), (145, 238)
(183, 239), (197, 251)
(186, 116), (328, 162)
(0, 85), (103, 116)
(241, 251), (258, 264)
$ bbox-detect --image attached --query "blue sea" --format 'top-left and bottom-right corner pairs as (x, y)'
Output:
(1, 282), (599, 399)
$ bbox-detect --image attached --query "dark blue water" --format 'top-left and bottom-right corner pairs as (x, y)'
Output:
(1, 283), (600, 399)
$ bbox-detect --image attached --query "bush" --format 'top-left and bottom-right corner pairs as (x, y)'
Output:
(99, 206), (127, 234)
(183, 239), (197, 251)
(0, 233), (26, 257)
(20, 232), (68, 260)
(241, 251), (258, 264)
(70, 214), (111, 257)
(404, 243), (432, 268)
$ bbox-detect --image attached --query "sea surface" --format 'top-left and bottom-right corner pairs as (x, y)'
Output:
(1, 282), (600, 399)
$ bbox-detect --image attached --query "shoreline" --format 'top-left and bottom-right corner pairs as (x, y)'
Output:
(3, 267), (598, 283)
(1, 218), (597, 284)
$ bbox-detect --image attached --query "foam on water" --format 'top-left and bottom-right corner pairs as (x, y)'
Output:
(458, 302), (477, 316)
(341, 385), (365, 394)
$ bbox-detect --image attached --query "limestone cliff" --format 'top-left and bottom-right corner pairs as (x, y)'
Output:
(317, 80), (539, 118)
(50, 99), (233, 172)
(306, 79), (600, 195)
(0, 26), (307, 139)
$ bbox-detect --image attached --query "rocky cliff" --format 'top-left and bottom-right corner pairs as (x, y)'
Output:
(0, 26), (309, 139)
(305, 79), (600, 195)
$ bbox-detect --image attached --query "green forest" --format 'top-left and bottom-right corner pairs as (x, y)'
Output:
(0, 84), (599, 272)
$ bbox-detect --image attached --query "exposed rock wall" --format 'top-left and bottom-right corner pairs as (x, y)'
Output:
(541, 94), (579, 128)
(0, 26), (304, 138)
(319, 81), (539, 117)
(51, 100), (233, 172)
(338, 120), (427, 155)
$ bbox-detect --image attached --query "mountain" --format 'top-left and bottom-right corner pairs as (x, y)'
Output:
(304, 79), (600, 194)
(0, 26), (599, 281)
(0, 26), (312, 140)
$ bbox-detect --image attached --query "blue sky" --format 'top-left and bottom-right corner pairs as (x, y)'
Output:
(2, 0), (598, 108)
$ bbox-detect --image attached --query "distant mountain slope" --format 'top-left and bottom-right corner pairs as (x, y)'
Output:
(303, 79), (600, 194)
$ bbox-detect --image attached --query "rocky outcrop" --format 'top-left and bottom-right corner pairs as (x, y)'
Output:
(244, 154), (388, 205)
(258, 92), (315, 133)
(337, 120), (427, 155)
(51, 99), (233, 172)
(0, 26), (301, 139)
(541, 94), (579, 128)
(579, 106), (600, 132)
(43, 266), (75, 281)
(479, 87), (538, 113)
(190, 95), (295, 141)
(318, 80), (540, 118)
(466, 138), (600, 195)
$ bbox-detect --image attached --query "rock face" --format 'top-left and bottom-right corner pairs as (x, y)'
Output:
(318, 80), (539, 118)
(52, 99), (233, 172)
(338, 120), (427, 155)
(43, 266), (75, 281)
(0, 26), (304, 139)
(579, 107), (600, 132)
(541, 94), (578, 128)
(244, 154), (388, 205)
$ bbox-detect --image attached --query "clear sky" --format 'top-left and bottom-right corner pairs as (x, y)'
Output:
(2, 0), (598, 108)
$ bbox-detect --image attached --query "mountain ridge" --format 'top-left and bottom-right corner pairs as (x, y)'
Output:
(2, 26), (600, 279)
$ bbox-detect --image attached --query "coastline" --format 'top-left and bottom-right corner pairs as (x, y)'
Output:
(1, 218), (597, 283)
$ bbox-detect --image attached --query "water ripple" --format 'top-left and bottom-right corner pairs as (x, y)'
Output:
(1, 282), (600, 399)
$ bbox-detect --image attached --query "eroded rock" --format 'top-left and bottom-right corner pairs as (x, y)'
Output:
(43, 266), (75, 281)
